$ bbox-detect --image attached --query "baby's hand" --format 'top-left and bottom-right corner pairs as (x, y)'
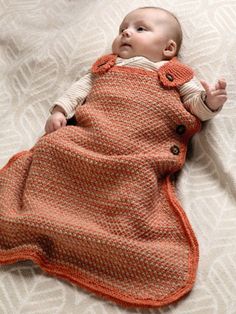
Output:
(45, 112), (67, 134)
(200, 79), (227, 111)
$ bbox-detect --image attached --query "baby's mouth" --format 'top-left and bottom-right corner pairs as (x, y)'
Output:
(121, 43), (131, 48)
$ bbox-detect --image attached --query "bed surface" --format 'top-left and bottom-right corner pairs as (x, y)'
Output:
(0, 0), (236, 313)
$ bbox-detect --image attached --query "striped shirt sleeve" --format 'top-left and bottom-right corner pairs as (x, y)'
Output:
(179, 76), (222, 121)
(49, 70), (94, 118)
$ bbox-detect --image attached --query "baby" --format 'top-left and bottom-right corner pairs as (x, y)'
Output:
(45, 6), (227, 133)
(0, 7), (228, 308)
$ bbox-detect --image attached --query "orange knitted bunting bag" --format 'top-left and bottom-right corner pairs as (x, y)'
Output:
(0, 54), (201, 308)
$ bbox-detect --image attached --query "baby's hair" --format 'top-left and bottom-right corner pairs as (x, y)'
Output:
(137, 6), (183, 55)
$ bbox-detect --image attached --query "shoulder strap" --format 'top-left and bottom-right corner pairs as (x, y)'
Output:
(158, 57), (194, 87)
(92, 54), (117, 75)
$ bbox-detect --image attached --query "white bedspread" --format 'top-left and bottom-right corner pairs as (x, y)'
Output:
(0, 0), (236, 313)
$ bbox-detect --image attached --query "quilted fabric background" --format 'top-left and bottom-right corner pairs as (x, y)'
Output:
(0, 0), (236, 313)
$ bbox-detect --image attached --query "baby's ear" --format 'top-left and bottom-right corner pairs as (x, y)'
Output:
(163, 40), (177, 59)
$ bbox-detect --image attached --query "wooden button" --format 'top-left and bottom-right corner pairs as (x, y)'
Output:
(170, 145), (180, 155)
(176, 125), (186, 135)
(166, 73), (174, 82)
(97, 61), (107, 67)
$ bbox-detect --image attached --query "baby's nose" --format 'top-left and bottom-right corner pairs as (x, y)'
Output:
(122, 29), (131, 37)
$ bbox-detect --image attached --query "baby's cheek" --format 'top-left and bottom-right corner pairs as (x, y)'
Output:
(138, 36), (152, 47)
(112, 38), (119, 53)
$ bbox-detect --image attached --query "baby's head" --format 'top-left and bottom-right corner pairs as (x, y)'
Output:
(112, 7), (182, 62)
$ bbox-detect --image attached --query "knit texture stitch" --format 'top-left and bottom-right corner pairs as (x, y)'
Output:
(0, 54), (201, 308)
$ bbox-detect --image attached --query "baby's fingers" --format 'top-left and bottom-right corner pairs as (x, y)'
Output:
(45, 120), (54, 134)
(53, 120), (62, 131)
(217, 79), (227, 90)
(211, 89), (227, 97)
(200, 79), (211, 92)
(61, 118), (67, 127)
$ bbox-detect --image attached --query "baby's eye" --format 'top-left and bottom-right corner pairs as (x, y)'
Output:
(137, 26), (146, 32)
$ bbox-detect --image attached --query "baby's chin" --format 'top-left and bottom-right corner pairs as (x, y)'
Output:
(112, 49), (158, 61)
(113, 50), (136, 59)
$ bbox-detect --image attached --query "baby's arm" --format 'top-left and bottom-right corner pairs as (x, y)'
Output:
(45, 71), (94, 134)
(180, 77), (227, 121)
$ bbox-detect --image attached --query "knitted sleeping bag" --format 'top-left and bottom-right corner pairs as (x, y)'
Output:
(0, 54), (201, 308)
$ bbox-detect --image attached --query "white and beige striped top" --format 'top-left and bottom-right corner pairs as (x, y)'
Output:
(50, 56), (221, 121)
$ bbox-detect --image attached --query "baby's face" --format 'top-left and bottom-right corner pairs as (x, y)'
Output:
(112, 8), (177, 62)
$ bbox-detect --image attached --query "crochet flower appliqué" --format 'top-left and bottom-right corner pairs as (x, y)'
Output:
(92, 54), (117, 75)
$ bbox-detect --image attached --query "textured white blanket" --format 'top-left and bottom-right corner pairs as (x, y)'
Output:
(0, 0), (236, 313)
